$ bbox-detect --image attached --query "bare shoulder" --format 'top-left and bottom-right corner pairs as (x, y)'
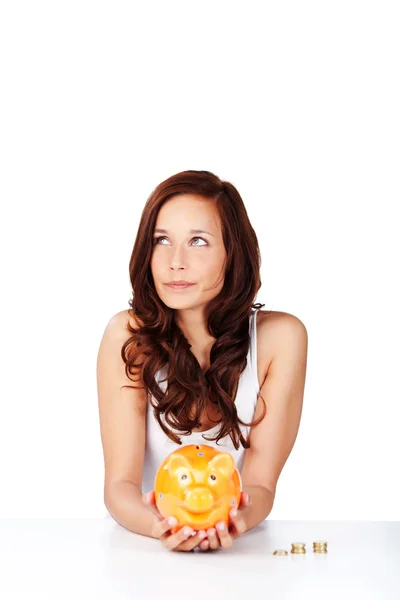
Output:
(99, 308), (146, 386)
(107, 308), (143, 335)
(256, 310), (308, 386)
(259, 309), (307, 333)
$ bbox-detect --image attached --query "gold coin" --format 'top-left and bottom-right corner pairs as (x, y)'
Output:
(273, 550), (288, 556)
(313, 540), (328, 553)
(291, 543), (306, 554)
(313, 540), (328, 545)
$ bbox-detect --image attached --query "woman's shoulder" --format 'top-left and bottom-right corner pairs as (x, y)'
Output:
(257, 310), (307, 345)
(256, 310), (307, 380)
(258, 309), (306, 329)
(111, 309), (145, 333)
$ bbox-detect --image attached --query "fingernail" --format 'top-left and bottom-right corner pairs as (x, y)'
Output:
(230, 508), (237, 517)
(217, 522), (225, 531)
(244, 493), (249, 502)
(168, 517), (177, 526)
(183, 527), (193, 536)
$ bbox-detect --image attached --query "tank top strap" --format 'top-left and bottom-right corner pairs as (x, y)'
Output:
(249, 307), (261, 396)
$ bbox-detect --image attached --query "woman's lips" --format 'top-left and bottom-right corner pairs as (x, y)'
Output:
(165, 283), (196, 290)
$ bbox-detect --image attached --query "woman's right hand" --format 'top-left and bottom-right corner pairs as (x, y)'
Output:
(153, 516), (209, 552)
(143, 490), (210, 552)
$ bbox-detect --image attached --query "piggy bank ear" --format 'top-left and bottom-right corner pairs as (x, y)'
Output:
(166, 454), (192, 478)
(208, 453), (235, 478)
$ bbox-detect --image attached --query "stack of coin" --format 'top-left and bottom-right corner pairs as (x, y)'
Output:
(313, 540), (328, 554)
(273, 540), (329, 555)
(290, 542), (306, 554)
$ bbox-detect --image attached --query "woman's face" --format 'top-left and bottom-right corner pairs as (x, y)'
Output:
(150, 194), (227, 310)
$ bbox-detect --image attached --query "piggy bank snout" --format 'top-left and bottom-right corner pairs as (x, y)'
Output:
(184, 487), (215, 512)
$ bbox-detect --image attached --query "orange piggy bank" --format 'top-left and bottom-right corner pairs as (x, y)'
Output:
(154, 444), (242, 533)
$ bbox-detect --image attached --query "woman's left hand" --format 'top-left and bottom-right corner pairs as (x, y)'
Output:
(144, 489), (250, 551)
(199, 491), (250, 551)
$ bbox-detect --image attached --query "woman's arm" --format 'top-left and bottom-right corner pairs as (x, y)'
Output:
(105, 481), (159, 538)
(241, 485), (275, 533)
(97, 311), (153, 536)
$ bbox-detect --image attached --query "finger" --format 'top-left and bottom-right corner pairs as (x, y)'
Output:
(154, 516), (177, 539)
(143, 491), (165, 521)
(143, 491), (155, 505)
(174, 530), (208, 552)
(198, 538), (211, 551)
(161, 525), (194, 549)
(215, 521), (233, 549)
(147, 503), (163, 520)
(240, 492), (250, 507)
(142, 491), (151, 508)
(206, 527), (220, 551)
(229, 508), (247, 536)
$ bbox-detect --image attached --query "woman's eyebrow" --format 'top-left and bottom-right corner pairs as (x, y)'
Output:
(153, 228), (214, 237)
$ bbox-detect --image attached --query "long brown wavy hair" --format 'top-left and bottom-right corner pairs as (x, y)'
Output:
(121, 169), (269, 450)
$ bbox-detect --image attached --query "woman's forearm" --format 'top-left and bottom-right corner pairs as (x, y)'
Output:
(105, 482), (274, 540)
(241, 485), (275, 532)
(105, 481), (158, 539)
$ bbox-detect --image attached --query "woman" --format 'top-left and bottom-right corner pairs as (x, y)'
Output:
(97, 169), (308, 552)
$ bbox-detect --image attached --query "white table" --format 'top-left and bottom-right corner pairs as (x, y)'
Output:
(0, 518), (399, 599)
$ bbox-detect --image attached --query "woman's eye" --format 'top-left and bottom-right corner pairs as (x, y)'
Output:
(153, 236), (165, 245)
(191, 237), (207, 246)
(153, 236), (207, 246)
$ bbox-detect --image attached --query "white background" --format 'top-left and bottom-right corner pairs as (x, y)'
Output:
(0, 1), (398, 520)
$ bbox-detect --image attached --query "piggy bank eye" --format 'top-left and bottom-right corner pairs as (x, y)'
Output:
(176, 469), (191, 484)
(209, 474), (216, 482)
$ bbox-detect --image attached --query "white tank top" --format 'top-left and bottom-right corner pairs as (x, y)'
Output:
(141, 307), (262, 495)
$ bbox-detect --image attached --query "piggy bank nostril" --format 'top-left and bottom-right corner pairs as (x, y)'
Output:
(185, 488), (215, 512)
